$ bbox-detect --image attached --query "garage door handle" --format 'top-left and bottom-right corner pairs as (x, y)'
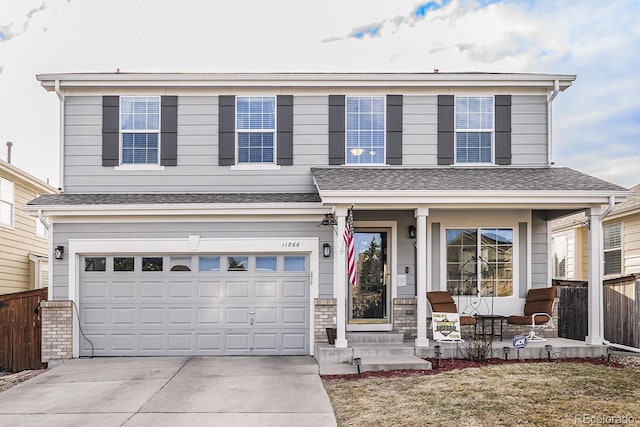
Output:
(249, 311), (255, 325)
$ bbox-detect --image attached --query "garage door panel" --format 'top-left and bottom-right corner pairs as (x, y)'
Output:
(80, 254), (310, 356)
(197, 307), (221, 325)
(226, 307), (250, 324)
(227, 281), (250, 297)
(112, 281), (136, 299)
(140, 308), (164, 325)
(198, 281), (221, 298)
(255, 281), (278, 297)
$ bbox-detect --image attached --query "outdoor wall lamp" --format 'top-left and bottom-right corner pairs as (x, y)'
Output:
(408, 225), (416, 239)
(323, 243), (331, 258)
(54, 245), (64, 260)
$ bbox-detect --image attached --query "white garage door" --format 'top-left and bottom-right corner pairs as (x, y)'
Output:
(79, 254), (310, 356)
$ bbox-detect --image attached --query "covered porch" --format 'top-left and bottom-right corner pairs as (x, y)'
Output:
(311, 167), (629, 351)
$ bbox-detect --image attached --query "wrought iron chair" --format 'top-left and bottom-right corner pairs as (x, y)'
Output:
(506, 286), (557, 342)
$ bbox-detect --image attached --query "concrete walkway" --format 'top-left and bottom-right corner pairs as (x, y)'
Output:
(0, 356), (337, 427)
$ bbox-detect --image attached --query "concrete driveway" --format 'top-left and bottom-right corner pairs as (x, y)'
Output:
(0, 356), (337, 427)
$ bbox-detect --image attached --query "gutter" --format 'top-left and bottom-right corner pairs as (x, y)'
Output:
(37, 209), (49, 231)
(55, 80), (64, 192)
(547, 79), (560, 166)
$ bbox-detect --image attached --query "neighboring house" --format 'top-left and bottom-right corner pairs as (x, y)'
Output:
(0, 158), (57, 294)
(28, 72), (629, 362)
(552, 184), (640, 281)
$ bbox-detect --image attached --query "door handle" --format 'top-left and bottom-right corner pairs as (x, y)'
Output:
(249, 310), (255, 325)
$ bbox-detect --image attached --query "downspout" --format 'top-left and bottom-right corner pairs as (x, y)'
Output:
(37, 209), (49, 231)
(599, 196), (615, 345)
(547, 80), (559, 166)
(55, 80), (64, 192)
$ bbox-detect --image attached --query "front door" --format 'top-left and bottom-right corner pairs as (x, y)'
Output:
(348, 230), (392, 330)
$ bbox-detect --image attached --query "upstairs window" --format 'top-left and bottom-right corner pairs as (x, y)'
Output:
(604, 223), (622, 276)
(0, 177), (14, 227)
(236, 97), (276, 164)
(455, 96), (493, 164)
(346, 96), (385, 164)
(120, 96), (160, 164)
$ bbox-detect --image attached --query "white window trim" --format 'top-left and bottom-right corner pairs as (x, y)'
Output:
(235, 96), (277, 165)
(603, 222), (623, 277)
(552, 232), (570, 280)
(0, 177), (15, 229)
(344, 95), (386, 166)
(453, 95), (495, 166)
(119, 96), (161, 166)
(114, 164), (166, 171)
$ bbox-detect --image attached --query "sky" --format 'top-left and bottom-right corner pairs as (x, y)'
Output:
(0, 0), (638, 189)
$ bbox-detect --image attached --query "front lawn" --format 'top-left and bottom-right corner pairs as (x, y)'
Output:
(323, 360), (640, 427)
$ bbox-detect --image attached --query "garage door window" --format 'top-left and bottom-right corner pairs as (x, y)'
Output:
(199, 256), (220, 271)
(284, 256), (306, 272)
(85, 257), (106, 272)
(228, 256), (248, 271)
(114, 257), (135, 272)
(142, 257), (163, 272)
(256, 256), (277, 271)
(170, 256), (192, 272)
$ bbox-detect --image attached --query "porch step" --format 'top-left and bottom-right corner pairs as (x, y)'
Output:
(352, 343), (416, 358)
(359, 355), (432, 372)
(346, 332), (405, 344)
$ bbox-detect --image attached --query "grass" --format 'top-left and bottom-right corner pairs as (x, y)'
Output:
(322, 361), (640, 427)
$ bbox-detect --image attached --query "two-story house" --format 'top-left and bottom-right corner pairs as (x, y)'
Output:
(28, 72), (628, 363)
(1, 157), (56, 294)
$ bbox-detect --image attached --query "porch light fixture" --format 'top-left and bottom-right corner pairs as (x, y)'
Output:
(323, 243), (331, 258)
(54, 245), (64, 260)
(408, 225), (416, 239)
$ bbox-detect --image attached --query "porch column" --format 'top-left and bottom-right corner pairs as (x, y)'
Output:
(586, 206), (603, 345)
(415, 207), (429, 347)
(334, 207), (348, 348)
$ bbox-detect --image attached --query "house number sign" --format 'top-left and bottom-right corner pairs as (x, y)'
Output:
(281, 241), (301, 248)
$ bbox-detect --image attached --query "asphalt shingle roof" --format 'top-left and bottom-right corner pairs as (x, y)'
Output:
(28, 192), (321, 206)
(311, 167), (628, 192)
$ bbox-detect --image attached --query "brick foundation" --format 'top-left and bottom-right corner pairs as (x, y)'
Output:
(41, 300), (73, 363)
(393, 298), (417, 338)
(314, 298), (337, 342)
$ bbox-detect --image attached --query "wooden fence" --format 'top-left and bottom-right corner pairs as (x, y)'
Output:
(553, 280), (588, 341)
(0, 288), (47, 372)
(604, 275), (639, 348)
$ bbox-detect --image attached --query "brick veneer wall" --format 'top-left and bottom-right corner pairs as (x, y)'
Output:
(41, 300), (74, 363)
(393, 298), (417, 338)
(314, 298), (337, 342)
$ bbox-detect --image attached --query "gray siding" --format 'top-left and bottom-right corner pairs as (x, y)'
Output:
(63, 96), (326, 193)
(63, 94), (549, 193)
(404, 96), (438, 166)
(51, 221), (334, 300)
(531, 210), (549, 288)
(511, 95), (548, 165)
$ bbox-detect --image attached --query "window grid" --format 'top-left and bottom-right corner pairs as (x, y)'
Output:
(120, 97), (160, 165)
(236, 97), (276, 164)
(455, 96), (494, 164)
(0, 177), (14, 227)
(346, 96), (385, 165)
(604, 223), (622, 276)
(446, 227), (513, 297)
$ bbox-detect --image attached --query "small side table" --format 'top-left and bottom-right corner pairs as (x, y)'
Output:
(474, 314), (506, 341)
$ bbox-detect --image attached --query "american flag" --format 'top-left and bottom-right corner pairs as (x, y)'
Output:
(343, 207), (357, 286)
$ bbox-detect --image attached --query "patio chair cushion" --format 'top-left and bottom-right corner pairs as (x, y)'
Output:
(506, 314), (552, 325)
(459, 315), (477, 326)
(523, 287), (557, 317)
(427, 291), (477, 326)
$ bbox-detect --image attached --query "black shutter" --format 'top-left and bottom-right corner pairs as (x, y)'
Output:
(494, 95), (512, 165)
(437, 95), (455, 165)
(160, 96), (178, 166)
(386, 95), (403, 165)
(328, 95), (345, 165)
(218, 95), (236, 166)
(277, 95), (293, 165)
(102, 96), (119, 166)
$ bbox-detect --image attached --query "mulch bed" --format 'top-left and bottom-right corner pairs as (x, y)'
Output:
(321, 356), (626, 381)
